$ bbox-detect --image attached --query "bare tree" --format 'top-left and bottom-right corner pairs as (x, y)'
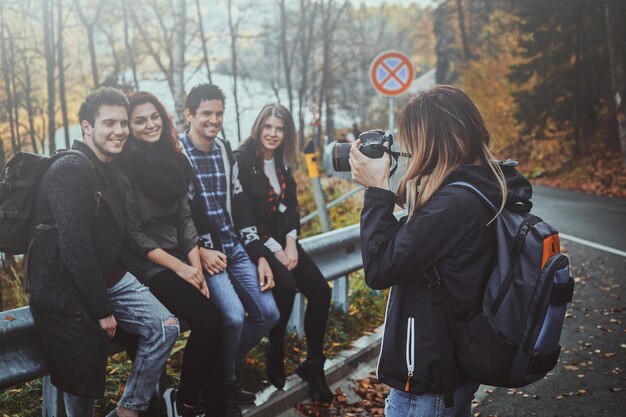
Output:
(605, 0), (626, 166)
(73, 0), (106, 88)
(42, 0), (56, 154)
(278, 0), (295, 113)
(455, 0), (471, 61)
(296, 0), (318, 142)
(1, 19), (19, 155)
(172, 0), (186, 129)
(227, 0), (243, 142)
(20, 54), (39, 154)
(58, 0), (70, 148)
(194, 0), (213, 83)
(121, 0), (140, 90)
(316, 0), (347, 149)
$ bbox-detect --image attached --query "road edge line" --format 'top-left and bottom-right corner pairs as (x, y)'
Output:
(560, 233), (626, 258)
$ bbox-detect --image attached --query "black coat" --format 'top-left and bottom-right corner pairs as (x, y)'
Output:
(27, 140), (140, 398)
(361, 164), (532, 395)
(234, 141), (300, 247)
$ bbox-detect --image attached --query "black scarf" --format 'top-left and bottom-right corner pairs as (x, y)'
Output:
(119, 140), (188, 204)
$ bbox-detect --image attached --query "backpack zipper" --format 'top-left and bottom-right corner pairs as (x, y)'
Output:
(523, 254), (569, 353)
(405, 316), (415, 391)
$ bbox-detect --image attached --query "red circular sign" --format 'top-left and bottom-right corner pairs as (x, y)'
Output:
(369, 51), (415, 97)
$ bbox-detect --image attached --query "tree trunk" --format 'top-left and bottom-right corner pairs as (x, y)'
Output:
(122, 0), (140, 90)
(455, 0), (471, 60)
(173, 0), (186, 130)
(58, 0), (70, 148)
(605, 0), (626, 166)
(0, 130), (6, 171)
(74, 0), (105, 88)
(227, 0), (242, 142)
(1, 23), (18, 155)
(43, 0), (56, 154)
(297, 0), (317, 145)
(9, 34), (22, 151)
(279, 0), (294, 113)
(86, 27), (99, 88)
(194, 0), (213, 84)
(22, 57), (39, 154)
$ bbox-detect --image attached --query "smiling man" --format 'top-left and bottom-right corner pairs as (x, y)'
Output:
(27, 87), (178, 417)
(180, 83), (279, 417)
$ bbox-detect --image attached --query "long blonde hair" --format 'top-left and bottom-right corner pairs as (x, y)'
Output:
(396, 85), (507, 219)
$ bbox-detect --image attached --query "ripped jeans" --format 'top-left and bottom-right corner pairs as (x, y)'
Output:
(108, 272), (178, 411)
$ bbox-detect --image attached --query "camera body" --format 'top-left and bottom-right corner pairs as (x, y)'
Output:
(332, 130), (393, 172)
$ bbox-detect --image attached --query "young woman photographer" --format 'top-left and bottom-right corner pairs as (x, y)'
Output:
(349, 85), (532, 417)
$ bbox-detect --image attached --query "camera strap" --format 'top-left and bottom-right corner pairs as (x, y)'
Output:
(384, 148), (412, 177)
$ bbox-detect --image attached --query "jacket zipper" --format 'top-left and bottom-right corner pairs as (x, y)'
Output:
(94, 191), (102, 216)
(405, 316), (415, 391)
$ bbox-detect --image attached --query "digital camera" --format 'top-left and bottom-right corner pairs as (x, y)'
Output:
(332, 130), (393, 172)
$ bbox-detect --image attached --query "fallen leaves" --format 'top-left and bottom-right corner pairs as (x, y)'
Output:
(294, 374), (389, 416)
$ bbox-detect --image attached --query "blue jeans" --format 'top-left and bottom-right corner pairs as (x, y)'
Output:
(108, 272), (178, 411)
(204, 242), (280, 385)
(384, 382), (480, 417)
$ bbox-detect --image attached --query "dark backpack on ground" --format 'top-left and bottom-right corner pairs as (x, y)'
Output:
(428, 181), (575, 407)
(0, 150), (92, 254)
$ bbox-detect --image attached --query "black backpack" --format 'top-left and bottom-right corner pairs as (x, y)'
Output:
(0, 150), (92, 254)
(428, 181), (575, 407)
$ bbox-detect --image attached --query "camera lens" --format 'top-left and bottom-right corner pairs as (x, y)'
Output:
(332, 143), (352, 172)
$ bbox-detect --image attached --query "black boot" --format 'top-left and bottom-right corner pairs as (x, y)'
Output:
(224, 386), (243, 417)
(295, 357), (333, 403)
(228, 381), (256, 405)
(265, 344), (286, 389)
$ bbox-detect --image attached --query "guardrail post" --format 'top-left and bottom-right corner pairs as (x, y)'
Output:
(287, 293), (305, 340)
(42, 376), (66, 417)
(332, 276), (349, 313)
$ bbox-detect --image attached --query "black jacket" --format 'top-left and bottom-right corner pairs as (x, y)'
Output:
(361, 163), (532, 395)
(234, 141), (300, 247)
(27, 140), (141, 398)
(184, 135), (270, 262)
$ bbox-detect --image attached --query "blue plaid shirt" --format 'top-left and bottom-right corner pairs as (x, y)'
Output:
(180, 133), (238, 253)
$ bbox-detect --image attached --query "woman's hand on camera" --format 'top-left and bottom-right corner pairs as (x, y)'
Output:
(349, 139), (390, 189)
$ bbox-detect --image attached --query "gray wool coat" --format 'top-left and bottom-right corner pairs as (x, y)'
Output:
(27, 140), (140, 398)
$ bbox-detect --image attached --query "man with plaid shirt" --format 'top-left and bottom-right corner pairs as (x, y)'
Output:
(181, 83), (279, 417)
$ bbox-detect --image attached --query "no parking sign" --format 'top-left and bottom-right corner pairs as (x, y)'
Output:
(369, 51), (415, 97)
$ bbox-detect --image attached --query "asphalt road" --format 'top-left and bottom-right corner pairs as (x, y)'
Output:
(472, 185), (626, 416)
(531, 185), (626, 252)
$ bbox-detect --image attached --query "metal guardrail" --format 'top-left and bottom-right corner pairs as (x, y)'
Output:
(0, 223), (364, 401)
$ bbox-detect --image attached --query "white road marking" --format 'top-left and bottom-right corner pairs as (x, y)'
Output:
(560, 233), (626, 258)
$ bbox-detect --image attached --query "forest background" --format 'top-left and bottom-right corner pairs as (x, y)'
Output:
(1, 0), (626, 309)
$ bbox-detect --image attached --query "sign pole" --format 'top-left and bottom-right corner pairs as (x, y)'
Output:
(389, 96), (394, 132)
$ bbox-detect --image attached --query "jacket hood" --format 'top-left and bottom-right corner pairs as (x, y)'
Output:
(443, 160), (532, 210)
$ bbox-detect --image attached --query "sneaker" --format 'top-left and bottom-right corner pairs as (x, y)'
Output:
(295, 358), (334, 403)
(265, 344), (286, 389)
(228, 382), (256, 405)
(163, 388), (204, 417)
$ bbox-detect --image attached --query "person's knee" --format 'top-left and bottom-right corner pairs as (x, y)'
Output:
(162, 316), (180, 346)
(221, 307), (245, 332)
(264, 303), (280, 328)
